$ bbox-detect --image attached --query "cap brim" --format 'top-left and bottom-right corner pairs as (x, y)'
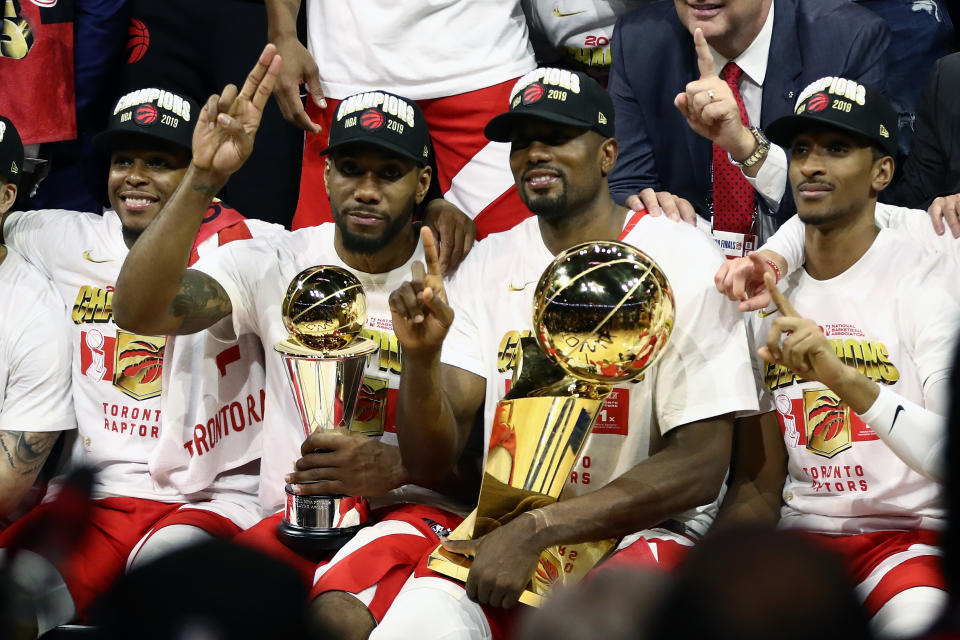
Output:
(483, 110), (595, 143)
(319, 137), (426, 165)
(766, 114), (898, 157)
(92, 128), (192, 154)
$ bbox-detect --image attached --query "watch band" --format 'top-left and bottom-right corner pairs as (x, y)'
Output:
(728, 126), (771, 169)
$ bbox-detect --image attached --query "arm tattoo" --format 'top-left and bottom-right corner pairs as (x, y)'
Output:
(0, 431), (59, 476)
(190, 182), (221, 199)
(171, 269), (232, 332)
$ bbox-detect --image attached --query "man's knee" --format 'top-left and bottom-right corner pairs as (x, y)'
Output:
(310, 590), (376, 640)
(871, 586), (947, 639)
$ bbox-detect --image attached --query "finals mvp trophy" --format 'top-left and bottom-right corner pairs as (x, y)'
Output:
(428, 241), (675, 606)
(274, 266), (378, 557)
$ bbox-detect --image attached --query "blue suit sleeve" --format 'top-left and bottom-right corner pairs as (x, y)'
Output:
(608, 17), (661, 205)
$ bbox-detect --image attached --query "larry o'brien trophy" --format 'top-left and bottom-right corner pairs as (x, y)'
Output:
(428, 241), (675, 606)
(274, 265), (378, 557)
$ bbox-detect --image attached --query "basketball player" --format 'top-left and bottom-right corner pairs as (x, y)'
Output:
(376, 67), (757, 639)
(0, 86), (277, 635)
(112, 46), (475, 639)
(0, 115), (75, 521)
(719, 78), (958, 638)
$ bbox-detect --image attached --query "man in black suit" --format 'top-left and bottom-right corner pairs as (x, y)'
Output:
(889, 52), (960, 238)
(608, 0), (890, 246)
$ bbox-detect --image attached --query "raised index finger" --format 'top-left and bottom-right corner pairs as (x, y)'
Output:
(763, 272), (799, 318)
(238, 44), (281, 110)
(421, 226), (443, 277)
(693, 28), (717, 79)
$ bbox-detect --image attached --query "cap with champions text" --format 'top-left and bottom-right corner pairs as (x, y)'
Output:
(321, 91), (432, 166)
(765, 77), (899, 157)
(94, 87), (200, 153)
(484, 67), (615, 143)
(0, 115), (24, 187)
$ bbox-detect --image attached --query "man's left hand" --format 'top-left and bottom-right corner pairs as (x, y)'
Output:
(441, 513), (542, 609)
(928, 193), (960, 238)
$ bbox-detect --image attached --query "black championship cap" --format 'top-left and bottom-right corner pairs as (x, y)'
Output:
(484, 67), (615, 143)
(321, 91), (431, 165)
(94, 87), (199, 153)
(0, 115), (24, 186)
(766, 77), (899, 157)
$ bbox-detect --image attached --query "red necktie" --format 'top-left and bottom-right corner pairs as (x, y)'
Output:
(711, 62), (755, 234)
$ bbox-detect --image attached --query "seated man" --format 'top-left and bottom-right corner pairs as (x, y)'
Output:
(0, 88), (277, 635)
(376, 67), (757, 639)
(112, 46), (476, 639)
(0, 115), (75, 521)
(720, 79), (957, 638)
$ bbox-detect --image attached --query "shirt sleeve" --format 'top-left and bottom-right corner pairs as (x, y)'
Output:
(759, 213), (805, 275)
(652, 235), (759, 432)
(0, 290), (75, 433)
(190, 239), (270, 344)
(2, 211), (55, 278)
(744, 143), (788, 209)
(439, 254), (486, 378)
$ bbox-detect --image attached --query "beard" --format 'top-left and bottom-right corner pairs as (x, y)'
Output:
(518, 173), (569, 220)
(332, 203), (415, 254)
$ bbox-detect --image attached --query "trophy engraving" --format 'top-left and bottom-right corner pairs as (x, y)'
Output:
(428, 241), (675, 606)
(274, 266), (378, 557)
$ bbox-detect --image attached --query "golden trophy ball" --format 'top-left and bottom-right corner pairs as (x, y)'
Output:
(282, 265), (367, 352)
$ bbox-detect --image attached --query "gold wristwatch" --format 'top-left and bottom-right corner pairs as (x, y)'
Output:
(728, 126), (771, 168)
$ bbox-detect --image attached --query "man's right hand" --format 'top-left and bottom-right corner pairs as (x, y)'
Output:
(626, 188), (697, 225)
(929, 193), (960, 238)
(272, 33), (325, 133)
(715, 251), (785, 312)
(192, 44), (281, 182)
(388, 227), (454, 360)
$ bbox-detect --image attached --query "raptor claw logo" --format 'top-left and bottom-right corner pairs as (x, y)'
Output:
(807, 92), (830, 113)
(360, 109), (384, 130)
(113, 331), (165, 400)
(534, 556), (561, 587)
(119, 339), (164, 384)
(522, 83), (546, 105)
(134, 103), (158, 127)
(803, 388), (852, 458)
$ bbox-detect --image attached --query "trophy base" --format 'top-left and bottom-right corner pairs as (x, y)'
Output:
(277, 520), (367, 561)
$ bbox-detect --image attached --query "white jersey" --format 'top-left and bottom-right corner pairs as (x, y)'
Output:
(306, 0), (535, 100)
(747, 231), (956, 534)
(441, 213), (758, 541)
(192, 223), (468, 516)
(522, 0), (643, 82)
(763, 203), (960, 274)
(3, 209), (264, 514)
(150, 214), (283, 501)
(0, 248), (75, 434)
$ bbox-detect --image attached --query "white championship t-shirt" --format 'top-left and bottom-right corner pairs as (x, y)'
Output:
(747, 230), (957, 534)
(306, 0), (536, 100)
(3, 209), (264, 514)
(192, 223), (469, 516)
(0, 247), (75, 434)
(442, 213), (758, 543)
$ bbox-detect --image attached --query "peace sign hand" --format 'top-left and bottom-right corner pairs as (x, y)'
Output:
(192, 44), (282, 180)
(673, 28), (756, 160)
(757, 273), (848, 387)
(388, 227), (455, 360)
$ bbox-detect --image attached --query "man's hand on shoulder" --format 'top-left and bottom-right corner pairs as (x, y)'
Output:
(423, 199), (477, 274)
(928, 193), (960, 238)
(627, 188), (697, 225)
